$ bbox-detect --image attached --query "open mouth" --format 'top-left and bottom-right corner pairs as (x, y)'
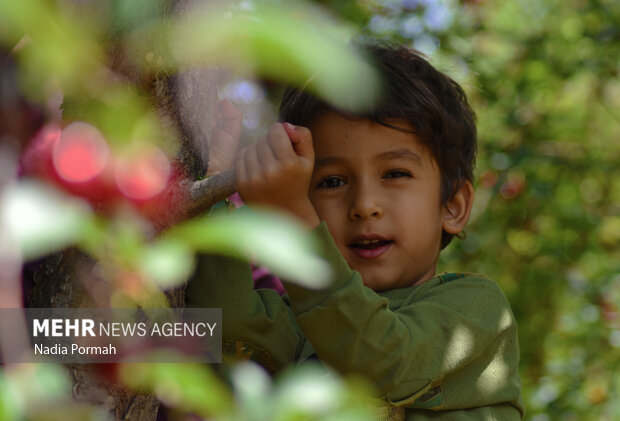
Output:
(348, 237), (393, 258)
(349, 239), (393, 249)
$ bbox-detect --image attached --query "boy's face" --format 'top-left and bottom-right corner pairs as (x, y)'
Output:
(308, 112), (448, 291)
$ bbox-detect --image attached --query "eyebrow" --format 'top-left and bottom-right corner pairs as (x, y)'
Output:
(314, 156), (345, 168)
(315, 149), (424, 169)
(377, 148), (424, 166)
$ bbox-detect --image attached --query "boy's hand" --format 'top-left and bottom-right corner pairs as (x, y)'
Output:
(235, 122), (320, 228)
(207, 99), (242, 176)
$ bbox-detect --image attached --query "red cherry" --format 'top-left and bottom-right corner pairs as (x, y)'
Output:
(20, 122), (121, 206)
(21, 123), (189, 224)
(19, 124), (62, 179)
(115, 142), (172, 201)
(53, 122), (109, 183)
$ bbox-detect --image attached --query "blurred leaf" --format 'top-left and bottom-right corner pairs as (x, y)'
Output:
(170, 209), (331, 289)
(273, 365), (342, 417)
(120, 355), (232, 418)
(231, 362), (273, 419)
(173, 0), (381, 112)
(62, 84), (173, 151)
(271, 363), (377, 421)
(0, 370), (19, 421)
(230, 361), (377, 421)
(0, 180), (93, 260)
(0, 0), (104, 99)
(3, 364), (72, 417)
(139, 239), (195, 290)
(110, 0), (166, 34)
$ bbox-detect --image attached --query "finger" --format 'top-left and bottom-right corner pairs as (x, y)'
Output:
(256, 135), (277, 168)
(283, 123), (314, 160)
(243, 140), (262, 182)
(266, 123), (296, 161)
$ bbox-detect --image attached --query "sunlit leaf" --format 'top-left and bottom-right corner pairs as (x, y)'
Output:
(139, 239), (195, 290)
(231, 362), (273, 419)
(169, 209), (331, 289)
(173, 1), (381, 112)
(230, 362), (376, 421)
(0, 180), (92, 260)
(272, 363), (377, 421)
(273, 365), (342, 416)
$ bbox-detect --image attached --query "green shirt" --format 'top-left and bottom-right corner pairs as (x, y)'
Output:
(186, 222), (524, 420)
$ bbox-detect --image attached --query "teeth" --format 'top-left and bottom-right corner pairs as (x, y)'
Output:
(358, 239), (381, 245)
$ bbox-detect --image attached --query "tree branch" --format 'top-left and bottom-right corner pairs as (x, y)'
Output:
(149, 169), (236, 231)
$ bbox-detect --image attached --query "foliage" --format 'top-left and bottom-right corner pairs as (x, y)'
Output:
(120, 358), (377, 421)
(0, 363), (111, 420)
(444, 2), (619, 419)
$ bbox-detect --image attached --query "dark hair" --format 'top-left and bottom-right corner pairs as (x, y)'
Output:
(278, 42), (477, 249)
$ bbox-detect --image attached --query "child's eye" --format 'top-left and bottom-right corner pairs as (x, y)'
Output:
(384, 170), (413, 179)
(317, 176), (345, 189)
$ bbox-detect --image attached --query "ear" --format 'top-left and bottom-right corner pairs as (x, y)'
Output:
(442, 181), (474, 235)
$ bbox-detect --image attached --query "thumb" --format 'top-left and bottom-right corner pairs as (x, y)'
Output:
(283, 122), (314, 160)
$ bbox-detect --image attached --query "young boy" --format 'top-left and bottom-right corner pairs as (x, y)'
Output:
(186, 43), (524, 419)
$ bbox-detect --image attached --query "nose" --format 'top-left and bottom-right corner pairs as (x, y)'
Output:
(348, 183), (383, 220)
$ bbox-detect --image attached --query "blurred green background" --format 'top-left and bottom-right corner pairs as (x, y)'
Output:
(1, 0), (619, 420)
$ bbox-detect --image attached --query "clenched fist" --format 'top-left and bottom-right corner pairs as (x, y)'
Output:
(235, 122), (320, 228)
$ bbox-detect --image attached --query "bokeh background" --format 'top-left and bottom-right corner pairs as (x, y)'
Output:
(1, 0), (619, 420)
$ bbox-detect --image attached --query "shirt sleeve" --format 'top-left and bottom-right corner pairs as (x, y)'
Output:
(283, 222), (522, 415)
(184, 252), (304, 372)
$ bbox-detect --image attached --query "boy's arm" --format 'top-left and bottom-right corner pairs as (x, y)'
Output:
(185, 252), (304, 372)
(285, 225), (522, 414)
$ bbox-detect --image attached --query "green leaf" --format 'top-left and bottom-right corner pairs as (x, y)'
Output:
(0, 0), (104, 99)
(139, 239), (195, 290)
(172, 0), (381, 112)
(4, 363), (72, 415)
(169, 209), (331, 289)
(120, 354), (232, 417)
(231, 362), (273, 419)
(0, 370), (19, 421)
(271, 363), (377, 421)
(1, 180), (93, 260)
